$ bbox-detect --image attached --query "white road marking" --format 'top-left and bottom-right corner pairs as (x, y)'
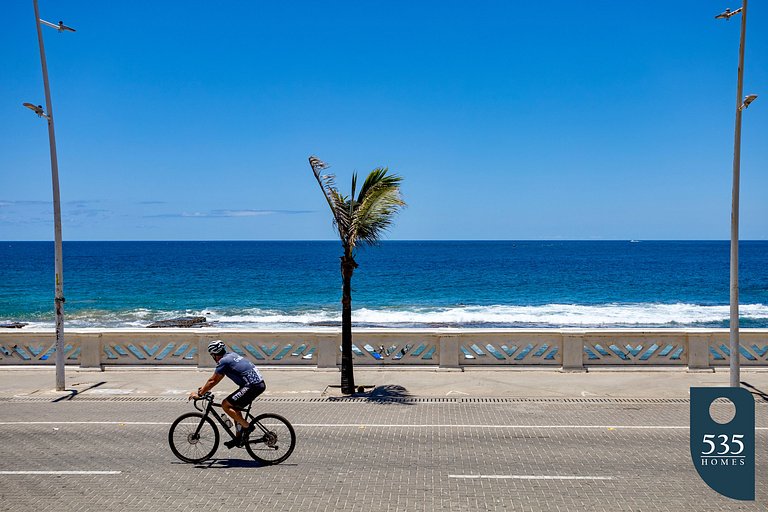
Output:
(84, 389), (136, 395)
(0, 421), (170, 425)
(267, 390), (325, 394)
(1, 421), (767, 430)
(449, 475), (612, 480)
(161, 390), (188, 395)
(0, 471), (121, 475)
(293, 424), (693, 429)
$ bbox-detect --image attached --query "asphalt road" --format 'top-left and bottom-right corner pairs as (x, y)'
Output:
(1, 399), (767, 511)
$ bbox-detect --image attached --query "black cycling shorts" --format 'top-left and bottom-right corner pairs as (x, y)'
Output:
(226, 381), (266, 409)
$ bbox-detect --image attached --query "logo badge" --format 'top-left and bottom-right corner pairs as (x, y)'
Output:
(690, 387), (754, 501)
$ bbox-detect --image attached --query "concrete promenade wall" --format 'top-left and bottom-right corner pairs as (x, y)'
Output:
(2, 329), (767, 371)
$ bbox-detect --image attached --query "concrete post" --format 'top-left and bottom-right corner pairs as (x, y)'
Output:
(79, 333), (102, 369)
(197, 335), (215, 369)
(687, 333), (712, 371)
(438, 335), (460, 369)
(316, 334), (340, 370)
(561, 334), (585, 372)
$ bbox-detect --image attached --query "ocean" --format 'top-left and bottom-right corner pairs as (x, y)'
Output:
(1, 240), (767, 329)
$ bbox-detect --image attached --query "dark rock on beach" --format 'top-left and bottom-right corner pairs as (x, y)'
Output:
(147, 316), (208, 328)
(0, 322), (28, 329)
(309, 321), (342, 327)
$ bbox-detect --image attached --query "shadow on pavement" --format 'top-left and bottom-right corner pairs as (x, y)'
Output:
(350, 384), (413, 405)
(52, 381), (107, 402)
(741, 381), (768, 402)
(194, 458), (298, 469)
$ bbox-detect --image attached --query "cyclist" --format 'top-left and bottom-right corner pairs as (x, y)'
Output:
(188, 340), (266, 448)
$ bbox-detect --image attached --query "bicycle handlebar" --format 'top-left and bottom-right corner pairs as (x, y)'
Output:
(192, 392), (214, 411)
(191, 392), (249, 413)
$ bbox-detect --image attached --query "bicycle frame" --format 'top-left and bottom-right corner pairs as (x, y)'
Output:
(193, 394), (252, 441)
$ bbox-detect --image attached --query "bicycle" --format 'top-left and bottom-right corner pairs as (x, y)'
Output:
(168, 392), (296, 465)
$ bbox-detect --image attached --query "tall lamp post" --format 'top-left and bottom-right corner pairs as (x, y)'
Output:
(24, 0), (75, 391)
(716, 2), (758, 388)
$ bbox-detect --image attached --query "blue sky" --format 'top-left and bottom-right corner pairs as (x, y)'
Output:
(1, 1), (766, 241)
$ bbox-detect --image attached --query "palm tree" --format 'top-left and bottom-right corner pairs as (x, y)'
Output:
(309, 156), (406, 394)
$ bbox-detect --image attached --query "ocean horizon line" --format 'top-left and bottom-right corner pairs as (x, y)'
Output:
(2, 239), (767, 243)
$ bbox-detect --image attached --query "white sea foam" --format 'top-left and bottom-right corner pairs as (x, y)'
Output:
(12, 303), (768, 329)
(175, 303), (768, 328)
(336, 303), (768, 327)
(351, 303), (768, 326)
(204, 310), (336, 326)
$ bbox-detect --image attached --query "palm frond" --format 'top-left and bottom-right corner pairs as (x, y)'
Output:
(310, 155), (354, 242)
(349, 172), (358, 223)
(309, 155), (338, 214)
(352, 168), (405, 247)
(309, 155), (329, 176)
(329, 188), (353, 241)
(356, 168), (397, 203)
(310, 157), (405, 250)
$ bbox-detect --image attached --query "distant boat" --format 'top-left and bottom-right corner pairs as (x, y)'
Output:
(630, 240), (641, 243)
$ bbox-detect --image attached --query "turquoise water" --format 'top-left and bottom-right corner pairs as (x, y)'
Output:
(1, 240), (767, 329)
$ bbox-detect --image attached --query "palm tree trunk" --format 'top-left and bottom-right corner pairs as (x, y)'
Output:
(340, 254), (357, 394)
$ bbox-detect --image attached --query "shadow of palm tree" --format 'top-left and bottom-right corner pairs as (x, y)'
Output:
(357, 384), (413, 405)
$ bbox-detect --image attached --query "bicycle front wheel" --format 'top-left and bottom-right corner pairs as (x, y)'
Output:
(245, 413), (296, 465)
(169, 412), (220, 463)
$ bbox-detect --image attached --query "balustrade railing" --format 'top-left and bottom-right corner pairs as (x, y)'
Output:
(1, 329), (767, 370)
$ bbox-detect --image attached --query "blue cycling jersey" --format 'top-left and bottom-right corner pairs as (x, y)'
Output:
(215, 353), (263, 387)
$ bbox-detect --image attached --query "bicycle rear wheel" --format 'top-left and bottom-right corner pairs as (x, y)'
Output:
(245, 413), (296, 465)
(169, 412), (220, 463)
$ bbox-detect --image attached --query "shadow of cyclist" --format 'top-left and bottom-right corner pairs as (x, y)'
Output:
(192, 458), (299, 469)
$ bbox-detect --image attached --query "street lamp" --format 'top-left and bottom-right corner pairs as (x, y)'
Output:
(715, 7), (742, 20)
(739, 94), (758, 111)
(38, 19), (76, 33)
(716, 1), (758, 388)
(24, 0), (75, 391)
(23, 102), (49, 119)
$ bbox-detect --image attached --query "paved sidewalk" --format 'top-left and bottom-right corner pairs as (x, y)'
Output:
(2, 366), (768, 399)
(2, 398), (767, 511)
(3, 369), (768, 511)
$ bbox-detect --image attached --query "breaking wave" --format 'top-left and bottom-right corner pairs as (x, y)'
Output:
(10, 303), (768, 329)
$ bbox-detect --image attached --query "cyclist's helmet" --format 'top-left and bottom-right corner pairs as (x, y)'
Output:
(207, 339), (226, 356)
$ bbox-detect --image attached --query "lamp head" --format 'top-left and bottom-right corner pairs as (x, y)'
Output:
(39, 19), (76, 32)
(715, 7), (742, 20)
(739, 94), (758, 111)
(22, 102), (49, 119)
(57, 21), (76, 32)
